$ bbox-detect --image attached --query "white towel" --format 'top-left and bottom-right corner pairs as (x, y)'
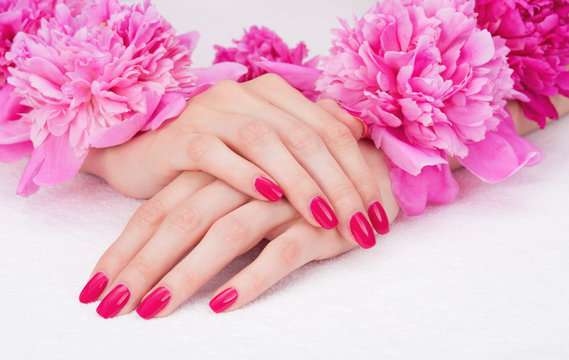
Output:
(1, 1), (568, 358)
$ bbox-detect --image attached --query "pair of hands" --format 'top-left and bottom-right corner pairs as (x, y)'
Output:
(79, 74), (400, 319)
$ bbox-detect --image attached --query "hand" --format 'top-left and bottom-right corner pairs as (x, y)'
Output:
(82, 75), (388, 249)
(78, 141), (399, 319)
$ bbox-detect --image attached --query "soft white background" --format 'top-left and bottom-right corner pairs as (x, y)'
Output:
(1, 0), (568, 359)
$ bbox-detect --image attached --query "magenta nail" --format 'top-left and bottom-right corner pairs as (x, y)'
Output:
(96, 284), (130, 319)
(209, 288), (238, 313)
(349, 212), (376, 249)
(254, 177), (283, 202)
(368, 201), (389, 235)
(79, 272), (108, 304)
(136, 287), (171, 320)
(310, 196), (338, 229)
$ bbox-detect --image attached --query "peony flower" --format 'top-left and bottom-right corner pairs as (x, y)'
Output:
(213, 26), (322, 100)
(3, 0), (246, 195)
(317, 0), (543, 215)
(1, 0), (57, 87)
(475, 0), (569, 128)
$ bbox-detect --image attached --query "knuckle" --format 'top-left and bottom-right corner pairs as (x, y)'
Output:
(246, 269), (269, 294)
(130, 256), (154, 280)
(212, 79), (241, 95)
(132, 199), (166, 228)
(258, 73), (286, 86)
(238, 120), (275, 147)
(212, 215), (250, 250)
(329, 181), (358, 205)
(352, 175), (377, 199)
(288, 172), (317, 200)
(170, 266), (199, 287)
(275, 239), (302, 267)
(102, 246), (129, 268)
(187, 134), (217, 163)
(286, 125), (320, 152)
(165, 205), (201, 236)
(322, 122), (354, 148)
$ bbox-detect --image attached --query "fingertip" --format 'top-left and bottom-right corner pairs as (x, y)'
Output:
(209, 287), (238, 314)
(254, 177), (284, 202)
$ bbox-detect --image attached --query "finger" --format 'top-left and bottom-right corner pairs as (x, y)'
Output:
(78, 171), (215, 304)
(136, 199), (299, 319)
(244, 76), (381, 245)
(95, 180), (249, 318)
(186, 105), (336, 230)
(316, 100), (388, 235)
(315, 99), (368, 139)
(168, 132), (283, 202)
(208, 220), (357, 313)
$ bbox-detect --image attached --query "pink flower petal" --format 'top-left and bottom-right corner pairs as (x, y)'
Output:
(459, 113), (543, 182)
(389, 162), (459, 216)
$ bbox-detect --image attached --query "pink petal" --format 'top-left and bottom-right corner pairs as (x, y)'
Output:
(255, 60), (322, 94)
(191, 63), (248, 86)
(458, 113), (543, 183)
(374, 127), (447, 176)
(17, 134), (84, 196)
(90, 92), (160, 148)
(142, 92), (188, 131)
(389, 162), (459, 216)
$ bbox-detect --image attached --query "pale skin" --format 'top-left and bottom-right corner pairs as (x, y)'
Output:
(80, 75), (569, 318)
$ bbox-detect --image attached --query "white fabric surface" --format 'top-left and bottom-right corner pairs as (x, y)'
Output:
(1, 1), (568, 358)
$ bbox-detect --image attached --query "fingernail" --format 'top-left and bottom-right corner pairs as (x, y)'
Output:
(368, 201), (390, 235)
(136, 287), (171, 320)
(310, 196), (338, 229)
(79, 272), (108, 304)
(350, 212), (376, 249)
(209, 287), (238, 313)
(96, 284), (130, 319)
(255, 177), (284, 202)
(354, 116), (369, 139)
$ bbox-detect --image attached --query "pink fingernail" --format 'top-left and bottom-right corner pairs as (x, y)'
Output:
(254, 177), (283, 202)
(96, 284), (130, 319)
(310, 196), (338, 229)
(209, 288), (238, 313)
(79, 272), (108, 304)
(350, 212), (376, 249)
(368, 201), (390, 235)
(136, 287), (171, 320)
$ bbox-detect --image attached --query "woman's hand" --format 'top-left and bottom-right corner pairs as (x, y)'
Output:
(79, 141), (399, 319)
(82, 74), (391, 249)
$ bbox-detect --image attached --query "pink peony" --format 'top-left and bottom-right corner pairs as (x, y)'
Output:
(3, 0), (246, 195)
(213, 26), (322, 100)
(1, 0), (58, 87)
(317, 0), (543, 215)
(475, 0), (569, 128)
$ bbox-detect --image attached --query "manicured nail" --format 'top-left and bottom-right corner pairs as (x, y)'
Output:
(136, 287), (171, 320)
(96, 284), (130, 319)
(354, 116), (369, 139)
(79, 272), (108, 304)
(209, 288), (238, 313)
(350, 212), (376, 249)
(310, 196), (338, 229)
(255, 177), (284, 202)
(368, 201), (390, 235)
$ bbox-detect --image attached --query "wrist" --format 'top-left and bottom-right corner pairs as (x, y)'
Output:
(80, 148), (111, 181)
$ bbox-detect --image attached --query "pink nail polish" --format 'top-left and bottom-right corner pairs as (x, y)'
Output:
(96, 284), (130, 319)
(310, 196), (338, 229)
(349, 212), (376, 249)
(79, 272), (108, 304)
(209, 288), (238, 313)
(368, 201), (390, 235)
(136, 287), (171, 320)
(254, 177), (283, 202)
